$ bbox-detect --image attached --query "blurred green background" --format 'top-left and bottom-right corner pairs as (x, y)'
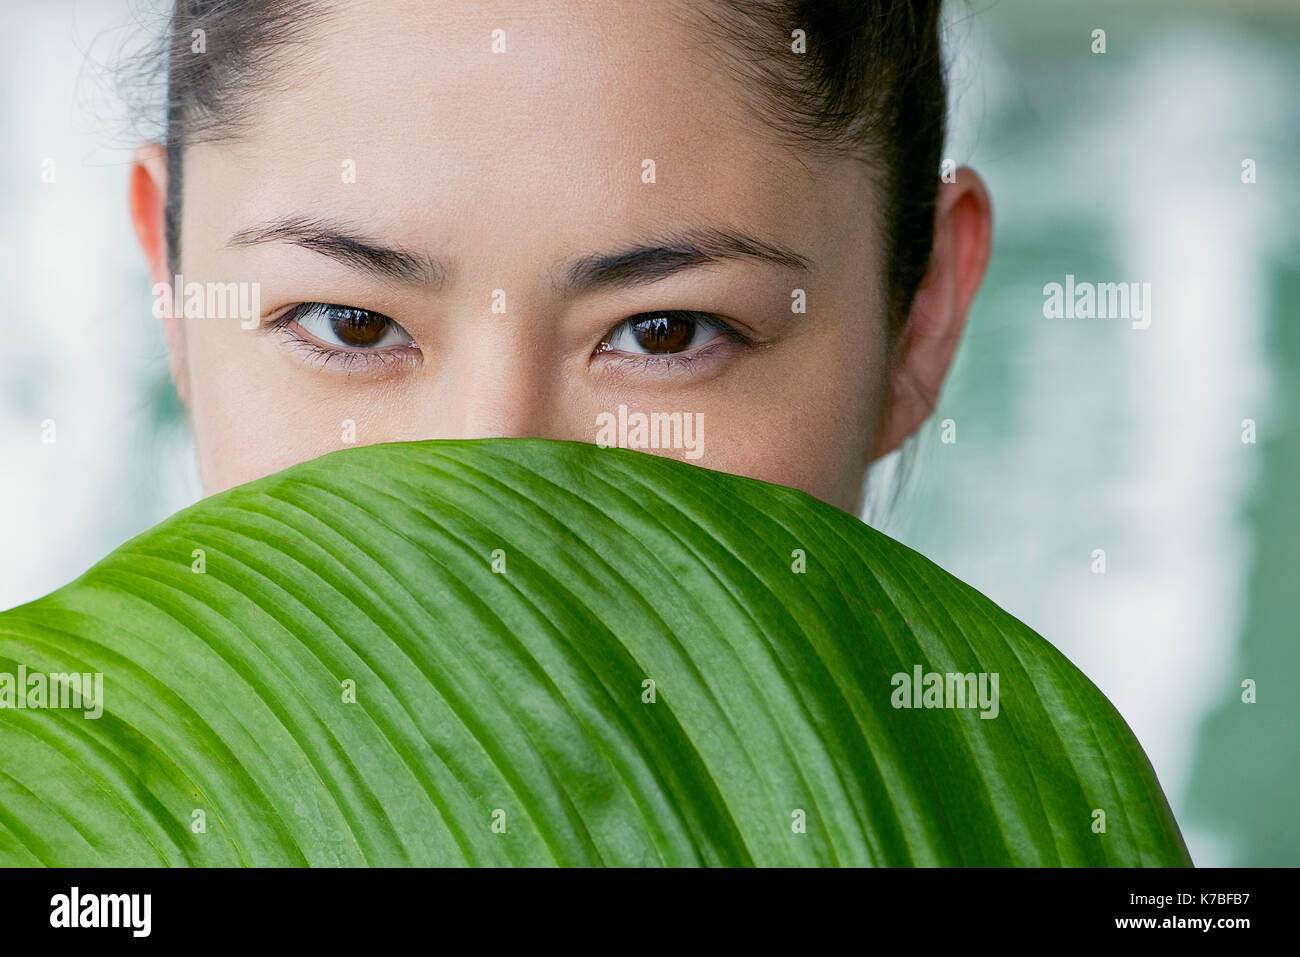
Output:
(0, 0), (1295, 866)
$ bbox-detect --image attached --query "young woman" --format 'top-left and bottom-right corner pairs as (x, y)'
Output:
(129, 0), (992, 514)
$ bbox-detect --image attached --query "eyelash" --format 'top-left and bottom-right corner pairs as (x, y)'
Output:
(594, 311), (750, 371)
(268, 304), (751, 375)
(269, 303), (419, 372)
(279, 333), (415, 371)
(598, 344), (730, 378)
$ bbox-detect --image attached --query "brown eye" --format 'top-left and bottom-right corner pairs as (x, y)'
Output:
(330, 307), (390, 347)
(630, 314), (697, 353)
(597, 311), (740, 360)
(285, 303), (413, 353)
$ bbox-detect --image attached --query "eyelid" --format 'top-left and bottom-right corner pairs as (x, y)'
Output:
(277, 302), (414, 346)
(268, 302), (421, 372)
(592, 310), (752, 380)
(596, 340), (742, 380)
(597, 310), (750, 353)
(632, 310), (745, 337)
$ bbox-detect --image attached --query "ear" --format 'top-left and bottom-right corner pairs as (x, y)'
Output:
(871, 166), (992, 460)
(129, 143), (189, 406)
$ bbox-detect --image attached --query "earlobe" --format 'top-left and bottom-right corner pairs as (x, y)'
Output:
(129, 143), (189, 406)
(870, 166), (993, 461)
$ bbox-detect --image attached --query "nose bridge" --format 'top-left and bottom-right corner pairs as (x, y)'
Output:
(424, 303), (554, 440)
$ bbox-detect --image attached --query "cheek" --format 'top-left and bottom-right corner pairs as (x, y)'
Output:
(681, 325), (889, 513)
(183, 323), (358, 493)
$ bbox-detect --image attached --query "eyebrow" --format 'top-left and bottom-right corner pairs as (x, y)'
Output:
(228, 217), (446, 287)
(555, 225), (812, 292)
(227, 217), (812, 292)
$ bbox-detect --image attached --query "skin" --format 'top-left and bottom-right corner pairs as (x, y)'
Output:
(129, 0), (991, 514)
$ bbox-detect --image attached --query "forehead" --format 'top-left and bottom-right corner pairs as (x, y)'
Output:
(187, 0), (870, 271)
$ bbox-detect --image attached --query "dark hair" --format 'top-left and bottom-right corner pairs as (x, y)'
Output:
(160, 0), (326, 275)
(157, 0), (947, 337)
(691, 1), (947, 334)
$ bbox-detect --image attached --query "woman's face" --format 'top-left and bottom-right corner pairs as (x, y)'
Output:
(134, 0), (986, 513)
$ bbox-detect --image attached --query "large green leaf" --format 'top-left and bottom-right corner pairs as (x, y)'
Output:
(0, 439), (1190, 866)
